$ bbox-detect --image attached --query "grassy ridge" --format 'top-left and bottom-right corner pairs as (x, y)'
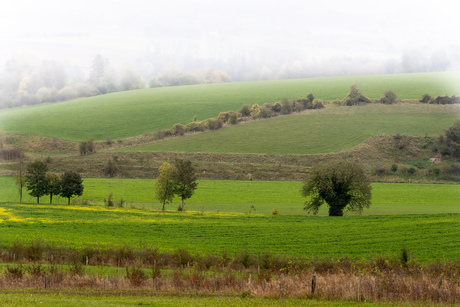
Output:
(1, 177), (459, 216)
(119, 104), (460, 155)
(0, 72), (459, 141)
(0, 202), (457, 261)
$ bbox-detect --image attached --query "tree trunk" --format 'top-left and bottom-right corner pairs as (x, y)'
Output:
(19, 185), (22, 204)
(182, 198), (185, 211)
(50, 193), (53, 204)
(162, 202), (165, 211)
(37, 197), (39, 204)
(68, 198), (71, 205)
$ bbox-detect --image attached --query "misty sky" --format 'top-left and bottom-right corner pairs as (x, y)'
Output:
(1, 0), (459, 76)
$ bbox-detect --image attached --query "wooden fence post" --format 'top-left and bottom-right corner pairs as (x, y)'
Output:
(358, 274), (362, 301)
(438, 276), (443, 304)
(311, 275), (316, 297)
(280, 274), (284, 298)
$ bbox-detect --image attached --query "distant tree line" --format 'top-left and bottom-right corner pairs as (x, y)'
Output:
(14, 160), (83, 205)
(0, 56), (231, 109)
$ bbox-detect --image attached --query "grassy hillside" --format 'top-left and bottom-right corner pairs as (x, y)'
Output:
(120, 104), (460, 155)
(0, 72), (458, 141)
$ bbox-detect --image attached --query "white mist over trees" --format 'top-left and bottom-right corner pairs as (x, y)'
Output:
(1, 1), (459, 108)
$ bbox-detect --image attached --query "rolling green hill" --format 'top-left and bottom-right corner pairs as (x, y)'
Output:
(0, 72), (459, 141)
(119, 104), (459, 155)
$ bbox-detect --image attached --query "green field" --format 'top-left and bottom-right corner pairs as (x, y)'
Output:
(0, 72), (459, 141)
(0, 177), (459, 261)
(119, 104), (460, 155)
(0, 291), (436, 307)
(1, 177), (459, 215)
(0, 201), (457, 261)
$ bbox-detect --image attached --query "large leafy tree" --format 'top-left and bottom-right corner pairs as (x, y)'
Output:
(445, 120), (460, 157)
(154, 162), (176, 211)
(60, 171), (84, 205)
(46, 173), (61, 204)
(26, 160), (49, 204)
(301, 161), (372, 216)
(173, 158), (198, 211)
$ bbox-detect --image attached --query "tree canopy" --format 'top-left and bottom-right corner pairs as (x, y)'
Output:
(154, 162), (176, 211)
(301, 161), (372, 216)
(26, 160), (49, 204)
(172, 158), (198, 211)
(59, 171), (84, 205)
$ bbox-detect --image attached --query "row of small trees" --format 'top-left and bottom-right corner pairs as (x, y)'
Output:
(15, 160), (83, 205)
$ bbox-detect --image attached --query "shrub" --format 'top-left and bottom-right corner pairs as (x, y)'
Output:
(203, 118), (223, 130)
(0, 148), (24, 160)
(185, 122), (205, 132)
(280, 98), (293, 115)
(313, 99), (325, 109)
(271, 208), (280, 215)
(420, 93), (431, 103)
(154, 129), (172, 140)
(126, 267), (148, 287)
(5, 264), (24, 279)
(104, 193), (114, 207)
(342, 84), (371, 106)
(407, 167), (416, 175)
(171, 123), (186, 136)
(239, 104), (251, 117)
(272, 102), (282, 113)
(380, 89), (397, 104)
(390, 164), (398, 173)
(259, 104), (273, 118)
(228, 113), (239, 125)
(250, 104), (261, 119)
(374, 165), (387, 176)
(117, 198), (124, 208)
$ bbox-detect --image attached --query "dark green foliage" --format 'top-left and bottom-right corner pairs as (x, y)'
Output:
(172, 158), (198, 211)
(301, 161), (372, 216)
(400, 245), (409, 267)
(59, 171), (84, 205)
(271, 101), (282, 113)
(46, 173), (61, 204)
(104, 192), (114, 207)
(342, 84), (371, 106)
(239, 104), (251, 117)
(445, 120), (460, 157)
(420, 93), (431, 103)
(380, 90), (397, 104)
(26, 160), (49, 204)
(407, 168), (416, 175)
(430, 95), (460, 104)
(280, 98), (293, 115)
(390, 164), (398, 173)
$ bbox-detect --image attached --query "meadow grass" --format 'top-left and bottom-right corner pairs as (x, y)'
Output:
(0, 291), (428, 307)
(0, 202), (457, 261)
(1, 177), (459, 216)
(0, 72), (458, 141)
(119, 104), (460, 155)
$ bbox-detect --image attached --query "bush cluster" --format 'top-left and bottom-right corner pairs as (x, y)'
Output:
(0, 148), (24, 160)
(420, 94), (460, 104)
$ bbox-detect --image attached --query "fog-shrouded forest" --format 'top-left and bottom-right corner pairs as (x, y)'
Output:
(1, 0), (459, 109)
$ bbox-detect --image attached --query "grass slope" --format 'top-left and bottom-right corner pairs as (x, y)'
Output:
(0, 202), (457, 261)
(1, 177), (459, 216)
(120, 104), (460, 155)
(0, 72), (458, 141)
